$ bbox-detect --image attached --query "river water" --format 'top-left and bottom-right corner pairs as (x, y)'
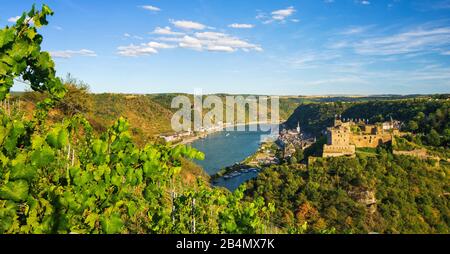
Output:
(190, 124), (276, 191)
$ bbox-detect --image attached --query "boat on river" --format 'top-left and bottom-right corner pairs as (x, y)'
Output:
(230, 171), (241, 177)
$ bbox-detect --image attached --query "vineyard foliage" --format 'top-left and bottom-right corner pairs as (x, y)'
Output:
(0, 5), (273, 234)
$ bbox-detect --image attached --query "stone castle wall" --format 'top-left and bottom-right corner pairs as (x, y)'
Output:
(393, 149), (440, 161)
(323, 144), (356, 157)
(350, 133), (393, 148)
(323, 120), (399, 157)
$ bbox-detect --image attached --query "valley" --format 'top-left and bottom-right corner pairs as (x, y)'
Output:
(1, 1), (449, 237)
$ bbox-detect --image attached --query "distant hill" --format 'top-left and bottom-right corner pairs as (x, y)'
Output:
(13, 90), (449, 147)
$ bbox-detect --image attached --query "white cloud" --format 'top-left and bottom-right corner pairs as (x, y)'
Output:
(117, 44), (159, 57)
(228, 23), (254, 29)
(340, 25), (374, 35)
(255, 11), (267, 20)
(50, 49), (97, 58)
(141, 5), (160, 12)
(147, 41), (175, 49)
(117, 41), (176, 56)
(119, 30), (262, 56)
(192, 32), (262, 52)
(8, 15), (34, 25)
(207, 45), (235, 52)
(306, 76), (369, 86)
(356, 0), (371, 5)
(178, 36), (203, 50)
(119, 20), (262, 56)
(287, 51), (341, 69)
(272, 6), (296, 20)
(328, 24), (450, 57)
(353, 26), (450, 56)
(8, 16), (20, 22)
(258, 6), (297, 24)
(170, 20), (206, 30)
(152, 26), (185, 36)
(195, 32), (227, 40)
(442, 51), (450, 55)
(123, 33), (144, 40)
(327, 41), (350, 49)
(156, 37), (183, 43)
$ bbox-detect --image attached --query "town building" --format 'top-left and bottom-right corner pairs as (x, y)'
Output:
(277, 122), (315, 158)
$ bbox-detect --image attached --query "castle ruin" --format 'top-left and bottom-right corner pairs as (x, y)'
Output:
(323, 117), (401, 158)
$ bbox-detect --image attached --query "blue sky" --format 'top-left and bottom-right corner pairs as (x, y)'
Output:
(1, 0), (450, 95)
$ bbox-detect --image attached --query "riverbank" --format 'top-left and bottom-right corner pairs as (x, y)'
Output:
(178, 132), (208, 145)
(210, 141), (280, 180)
(178, 121), (282, 145)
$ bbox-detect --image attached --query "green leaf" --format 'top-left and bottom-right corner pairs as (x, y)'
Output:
(127, 202), (137, 217)
(37, 52), (54, 70)
(195, 151), (205, 161)
(32, 16), (42, 28)
(92, 139), (107, 155)
(27, 5), (36, 17)
(9, 39), (29, 61)
(42, 5), (54, 16)
(10, 153), (36, 181)
(57, 128), (69, 148)
(85, 213), (99, 229)
(4, 121), (25, 154)
(46, 125), (68, 149)
(31, 134), (45, 149)
(46, 130), (58, 148)
(111, 174), (122, 187)
(15, 13), (26, 26)
(172, 166), (182, 175)
(0, 62), (8, 76)
(0, 152), (9, 168)
(100, 214), (124, 234)
(30, 146), (55, 168)
(0, 28), (15, 48)
(0, 180), (29, 202)
(26, 28), (37, 40)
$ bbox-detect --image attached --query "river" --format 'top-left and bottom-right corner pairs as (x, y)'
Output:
(190, 124), (276, 191)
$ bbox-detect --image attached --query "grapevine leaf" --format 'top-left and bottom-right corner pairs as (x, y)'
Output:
(10, 153), (36, 181)
(0, 28), (15, 48)
(100, 214), (124, 234)
(57, 127), (69, 148)
(30, 146), (55, 168)
(85, 213), (99, 229)
(0, 180), (29, 202)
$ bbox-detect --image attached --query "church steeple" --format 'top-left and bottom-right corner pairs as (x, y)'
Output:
(296, 122), (301, 134)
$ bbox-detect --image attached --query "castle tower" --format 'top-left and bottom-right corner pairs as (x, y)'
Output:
(334, 115), (342, 126)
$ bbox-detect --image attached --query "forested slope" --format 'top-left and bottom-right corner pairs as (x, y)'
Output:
(245, 150), (450, 234)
